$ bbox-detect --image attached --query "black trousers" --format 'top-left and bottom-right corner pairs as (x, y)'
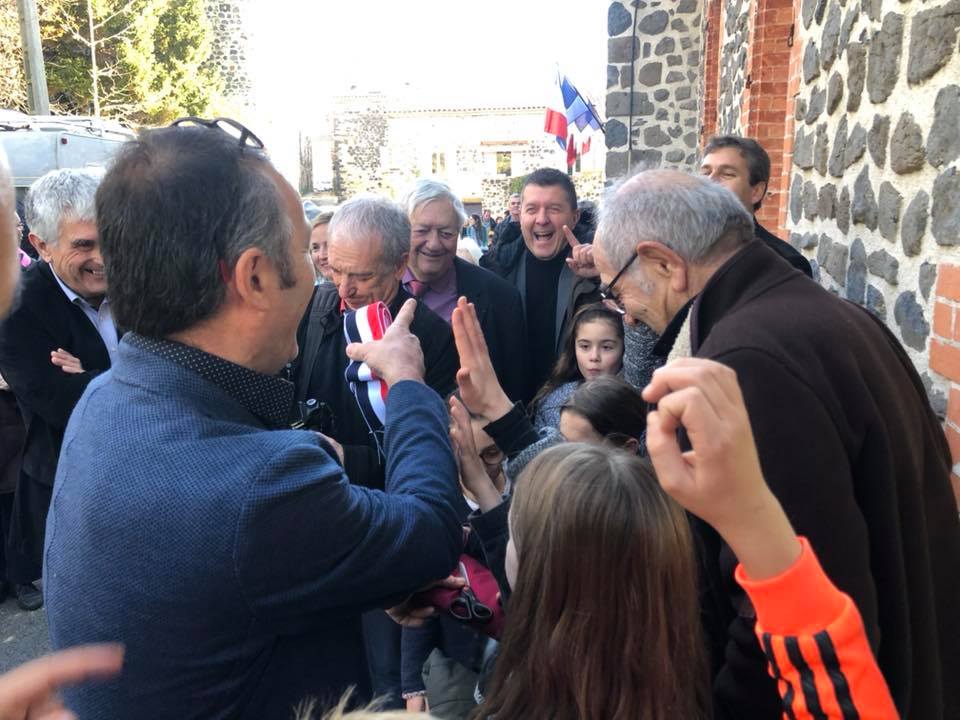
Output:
(4, 472), (50, 584)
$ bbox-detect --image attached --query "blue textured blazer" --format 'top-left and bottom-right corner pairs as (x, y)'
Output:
(44, 339), (464, 719)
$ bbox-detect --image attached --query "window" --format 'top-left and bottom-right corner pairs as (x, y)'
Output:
(496, 151), (512, 177)
(432, 152), (446, 174)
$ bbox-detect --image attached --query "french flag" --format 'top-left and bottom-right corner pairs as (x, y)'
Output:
(544, 71), (569, 150)
(560, 75), (602, 133)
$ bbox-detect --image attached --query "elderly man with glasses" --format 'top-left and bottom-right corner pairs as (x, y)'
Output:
(462, 168), (960, 720)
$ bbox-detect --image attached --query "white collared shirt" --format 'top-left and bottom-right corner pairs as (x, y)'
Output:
(51, 269), (119, 364)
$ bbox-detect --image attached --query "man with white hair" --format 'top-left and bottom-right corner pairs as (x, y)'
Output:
(0, 168), (114, 611)
(587, 169), (959, 718)
(402, 179), (527, 401)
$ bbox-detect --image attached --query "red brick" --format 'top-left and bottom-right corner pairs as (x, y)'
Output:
(934, 301), (953, 338)
(931, 339), (960, 380)
(937, 265), (960, 301)
(948, 387), (960, 421)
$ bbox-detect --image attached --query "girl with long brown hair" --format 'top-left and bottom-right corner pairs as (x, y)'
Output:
(479, 445), (709, 720)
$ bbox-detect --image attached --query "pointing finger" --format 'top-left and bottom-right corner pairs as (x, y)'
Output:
(563, 225), (580, 248)
(390, 298), (417, 332)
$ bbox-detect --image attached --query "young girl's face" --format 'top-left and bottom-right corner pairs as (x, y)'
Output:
(575, 320), (623, 380)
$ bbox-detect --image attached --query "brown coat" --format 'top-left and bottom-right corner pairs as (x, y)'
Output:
(685, 240), (959, 719)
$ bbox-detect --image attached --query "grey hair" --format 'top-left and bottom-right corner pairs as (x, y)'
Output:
(402, 178), (467, 226)
(597, 169), (754, 268)
(509, 193), (521, 200)
(327, 195), (410, 270)
(25, 168), (103, 245)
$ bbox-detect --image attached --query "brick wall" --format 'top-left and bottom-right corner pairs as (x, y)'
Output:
(701, 0), (722, 140)
(929, 263), (960, 506)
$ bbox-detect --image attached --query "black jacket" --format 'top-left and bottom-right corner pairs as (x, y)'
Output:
(679, 241), (959, 719)
(754, 219), (812, 277)
(0, 262), (111, 488)
(292, 284), (458, 490)
(453, 258), (529, 403)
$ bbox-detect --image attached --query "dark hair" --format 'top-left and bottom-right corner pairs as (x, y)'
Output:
(480, 444), (707, 720)
(703, 135), (771, 210)
(96, 126), (296, 337)
(529, 303), (624, 416)
(561, 375), (647, 448)
(521, 167), (578, 210)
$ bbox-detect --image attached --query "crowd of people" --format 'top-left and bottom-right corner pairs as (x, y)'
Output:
(0, 117), (955, 720)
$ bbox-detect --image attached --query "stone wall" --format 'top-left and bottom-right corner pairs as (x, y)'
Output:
(787, 0), (960, 417)
(716, 0), (750, 135)
(605, 0), (705, 176)
(203, 0), (252, 104)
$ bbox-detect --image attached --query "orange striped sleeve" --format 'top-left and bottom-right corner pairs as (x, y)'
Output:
(735, 538), (899, 720)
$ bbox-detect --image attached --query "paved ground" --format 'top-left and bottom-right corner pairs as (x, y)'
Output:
(0, 587), (49, 671)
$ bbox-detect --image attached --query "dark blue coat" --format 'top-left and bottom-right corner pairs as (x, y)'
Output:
(44, 338), (464, 719)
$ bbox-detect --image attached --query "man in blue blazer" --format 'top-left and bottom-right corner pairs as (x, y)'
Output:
(43, 122), (465, 719)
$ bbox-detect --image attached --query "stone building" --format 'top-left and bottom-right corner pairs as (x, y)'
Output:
(203, 0), (253, 105)
(317, 91), (605, 213)
(606, 0), (960, 501)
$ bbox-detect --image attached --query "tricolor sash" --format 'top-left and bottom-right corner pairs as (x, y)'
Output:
(343, 302), (393, 459)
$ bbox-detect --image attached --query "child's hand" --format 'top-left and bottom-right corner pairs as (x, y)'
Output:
(450, 396), (504, 513)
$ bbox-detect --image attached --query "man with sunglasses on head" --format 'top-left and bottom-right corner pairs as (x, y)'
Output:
(43, 119), (466, 720)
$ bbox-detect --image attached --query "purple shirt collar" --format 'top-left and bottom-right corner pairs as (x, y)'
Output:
(402, 263), (458, 324)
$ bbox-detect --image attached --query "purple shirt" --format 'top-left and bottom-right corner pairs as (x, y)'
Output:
(402, 265), (458, 324)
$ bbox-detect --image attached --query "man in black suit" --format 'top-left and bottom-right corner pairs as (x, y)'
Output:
(0, 168), (115, 611)
(401, 179), (528, 403)
(700, 135), (813, 278)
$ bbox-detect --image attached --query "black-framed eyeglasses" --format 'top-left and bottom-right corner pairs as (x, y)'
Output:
(598, 252), (639, 315)
(170, 116), (265, 150)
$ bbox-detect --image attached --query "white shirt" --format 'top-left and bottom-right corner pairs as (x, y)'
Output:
(51, 270), (119, 364)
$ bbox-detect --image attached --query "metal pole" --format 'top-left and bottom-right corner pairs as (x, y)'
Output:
(16, 0), (50, 115)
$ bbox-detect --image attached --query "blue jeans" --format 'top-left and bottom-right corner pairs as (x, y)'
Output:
(361, 609), (403, 709)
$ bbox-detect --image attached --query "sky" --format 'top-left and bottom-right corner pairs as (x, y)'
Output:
(246, 0), (608, 124)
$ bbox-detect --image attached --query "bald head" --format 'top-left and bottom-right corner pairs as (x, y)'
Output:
(597, 169), (754, 271)
(0, 146), (19, 318)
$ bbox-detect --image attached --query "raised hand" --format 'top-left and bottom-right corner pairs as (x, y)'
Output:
(643, 358), (800, 580)
(50, 348), (84, 374)
(563, 225), (599, 278)
(345, 298), (425, 387)
(386, 575), (467, 628)
(449, 396), (504, 513)
(450, 297), (512, 423)
(0, 643), (124, 720)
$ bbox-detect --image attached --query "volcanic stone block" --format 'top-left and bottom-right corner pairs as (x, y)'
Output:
(608, 2), (633, 36)
(655, 36), (676, 55)
(803, 40), (821, 84)
(851, 165), (878, 230)
(919, 261), (937, 301)
(606, 119), (628, 148)
(805, 87), (826, 124)
(890, 113), (926, 174)
(837, 186), (851, 233)
(665, 70), (685, 83)
(867, 248), (899, 285)
(814, 123), (830, 176)
(817, 232), (833, 271)
(609, 37), (640, 63)
(829, 116), (848, 177)
(794, 127), (815, 170)
(791, 174), (804, 224)
(868, 115), (889, 168)
(821, 1), (842, 69)
(846, 43), (866, 111)
(866, 285), (886, 321)
(654, 89), (670, 102)
(638, 62), (664, 86)
(867, 13), (903, 104)
(838, 4), (859, 55)
(846, 238), (867, 303)
(818, 183), (837, 219)
(825, 240), (850, 285)
(894, 291), (930, 351)
(900, 190), (929, 257)
(826, 72), (844, 115)
(928, 85), (960, 169)
(638, 10), (669, 34)
(803, 181), (820, 220)
(932, 167), (960, 246)
(665, 149), (686, 163)
(877, 182), (902, 242)
(844, 123), (866, 169)
(907, 0), (960, 85)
